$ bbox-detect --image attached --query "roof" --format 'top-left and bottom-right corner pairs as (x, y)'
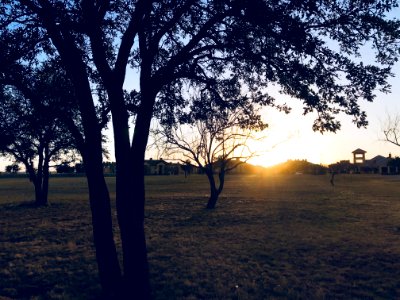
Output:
(144, 159), (168, 166)
(365, 155), (389, 167)
(352, 148), (367, 154)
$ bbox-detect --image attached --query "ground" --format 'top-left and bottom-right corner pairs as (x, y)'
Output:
(0, 173), (400, 299)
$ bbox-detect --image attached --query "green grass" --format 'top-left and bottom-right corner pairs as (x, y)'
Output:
(1, 174), (400, 299)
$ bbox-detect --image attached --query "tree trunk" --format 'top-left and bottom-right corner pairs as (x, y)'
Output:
(41, 151), (50, 205)
(206, 187), (219, 209)
(33, 179), (46, 206)
(84, 155), (122, 298)
(36, 18), (123, 296)
(35, 147), (50, 206)
(205, 170), (220, 209)
(64, 60), (122, 297)
(112, 81), (154, 298)
(116, 159), (150, 298)
(34, 146), (47, 206)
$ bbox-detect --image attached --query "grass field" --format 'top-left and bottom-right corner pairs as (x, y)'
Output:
(1, 173), (400, 299)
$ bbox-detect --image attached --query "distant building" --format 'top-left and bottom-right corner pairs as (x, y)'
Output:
(362, 154), (398, 175)
(144, 158), (169, 175)
(330, 149), (398, 175)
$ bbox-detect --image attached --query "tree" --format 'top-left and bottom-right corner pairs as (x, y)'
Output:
(157, 93), (267, 209)
(5, 164), (20, 173)
(56, 162), (75, 174)
(0, 70), (77, 205)
(2, 1), (399, 298)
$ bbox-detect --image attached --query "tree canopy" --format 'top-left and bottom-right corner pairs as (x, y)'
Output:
(2, 1), (398, 130)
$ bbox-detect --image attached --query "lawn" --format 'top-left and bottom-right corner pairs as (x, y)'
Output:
(1, 173), (400, 299)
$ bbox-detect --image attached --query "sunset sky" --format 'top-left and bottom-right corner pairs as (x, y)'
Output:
(132, 58), (400, 168)
(247, 59), (400, 167)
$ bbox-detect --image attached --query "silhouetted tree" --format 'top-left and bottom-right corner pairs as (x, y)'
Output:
(0, 73), (77, 205)
(157, 93), (267, 209)
(2, 1), (399, 297)
(56, 162), (75, 174)
(5, 164), (20, 173)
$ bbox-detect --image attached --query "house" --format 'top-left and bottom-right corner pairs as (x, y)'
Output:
(330, 149), (398, 175)
(144, 158), (169, 175)
(363, 154), (398, 174)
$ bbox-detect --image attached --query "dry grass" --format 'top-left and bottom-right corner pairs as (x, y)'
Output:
(1, 174), (400, 299)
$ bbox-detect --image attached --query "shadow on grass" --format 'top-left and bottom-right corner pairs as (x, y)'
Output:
(1, 175), (400, 299)
(0, 200), (102, 300)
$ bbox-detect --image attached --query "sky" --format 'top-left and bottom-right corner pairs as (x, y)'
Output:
(246, 60), (400, 167)
(122, 7), (400, 168)
(124, 59), (400, 168)
(244, 7), (400, 167)
(1, 7), (400, 171)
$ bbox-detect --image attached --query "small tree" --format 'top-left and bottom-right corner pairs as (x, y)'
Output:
(5, 164), (20, 173)
(158, 94), (267, 209)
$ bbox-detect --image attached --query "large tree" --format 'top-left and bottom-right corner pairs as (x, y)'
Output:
(1, 1), (399, 298)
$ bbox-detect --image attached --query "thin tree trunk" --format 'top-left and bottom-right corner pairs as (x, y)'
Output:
(35, 16), (123, 295)
(217, 170), (226, 195)
(205, 170), (220, 209)
(33, 179), (45, 206)
(42, 152), (50, 205)
(34, 146), (46, 206)
(66, 63), (122, 297)
(206, 188), (219, 209)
